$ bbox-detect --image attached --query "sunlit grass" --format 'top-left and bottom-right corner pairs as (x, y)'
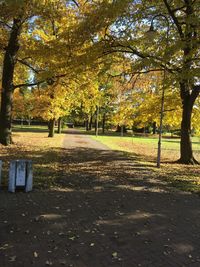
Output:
(92, 135), (200, 194)
(92, 135), (200, 162)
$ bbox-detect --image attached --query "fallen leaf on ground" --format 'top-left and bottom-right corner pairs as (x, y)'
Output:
(112, 252), (118, 258)
(9, 256), (16, 262)
(45, 260), (53, 265)
(34, 251), (38, 258)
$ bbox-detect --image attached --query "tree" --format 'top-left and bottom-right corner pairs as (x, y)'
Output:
(0, 12), (23, 145)
(30, 79), (75, 137)
(103, 0), (200, 164)
(0, 0), (57, 144)
(0, 0), (133, 145)
(13, 87), (34, 125)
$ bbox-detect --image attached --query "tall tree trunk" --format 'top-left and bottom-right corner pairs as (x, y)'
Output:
(116, 124), (121, 132)
(48, 119), (55, 138)
(102, 113), (106, 134)
(177, 2), (199, 164)
(95, 105), (99, 136)
(0, 18), (22, 145)
(85, 119), (89, 131)
(28, 118), (31, 126)
(121, 125), (124, 136)
(89, 115), (93, 130)
(57, 117), (62, 134)
(152, 122), (156, 134)
(178, 83), (199, 164)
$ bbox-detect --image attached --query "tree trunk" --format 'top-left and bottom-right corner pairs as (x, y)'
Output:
(94, 119), (97, 133)
(102, 113), (106, 134)
(178, 83), (199, 164)
(177, 2), (200, 164)
(85, 119), (89, 131)
(89, 115), (93, 130)
(95, 105), (99, 136)
(0, 18), (22, 145)
(121, 125), (124, 136)
(48, 119), (55, 137)
(116, 124), (121, 132)
(57, 117), (62, 134)
(152, 122), (156, 134)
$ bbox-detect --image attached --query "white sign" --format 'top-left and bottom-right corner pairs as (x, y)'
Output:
(8, 160), (33, 193)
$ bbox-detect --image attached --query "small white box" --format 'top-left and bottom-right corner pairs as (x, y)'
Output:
(8, 160), (33, 193)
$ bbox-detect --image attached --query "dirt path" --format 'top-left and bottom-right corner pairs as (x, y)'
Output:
(0, 131), (200, 267)
(62, 129), (110, 150)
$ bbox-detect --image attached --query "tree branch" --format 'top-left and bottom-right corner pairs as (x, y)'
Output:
(163, 108), (176, 113)
(171, 5), (186, 13)
(16, 59), (42, 74)
(13, 73), (68, 90)
(191, 84), (200, 107)
(103, 44), (176, 74)
(163, 0), (184, 38)
(0, 20), (12, 29)
(71, 0), (79, 8)
(13, 80), (45, 89)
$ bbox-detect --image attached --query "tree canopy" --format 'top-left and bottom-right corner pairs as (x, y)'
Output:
(0, 0), (199, 163)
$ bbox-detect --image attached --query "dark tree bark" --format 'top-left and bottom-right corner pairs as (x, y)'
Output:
(116, 124), (121, 132)
(94, 119), (97, 133)
(116, 124), (127, 134)
(102, 113), (106, 134)
(48, 119), (55, 137)
(178, 83), (199, 164)
(85, 119), (89, 131)
(121, 125), (124, 136)
(57, 117), (62, 134)
(95, 105), (99, 136)
(0, 18), (22, 145)
(152, 122), (156, 134)
(88, 115), (93, 130)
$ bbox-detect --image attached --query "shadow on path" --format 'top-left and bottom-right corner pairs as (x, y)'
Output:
(0, 133), (200, 267)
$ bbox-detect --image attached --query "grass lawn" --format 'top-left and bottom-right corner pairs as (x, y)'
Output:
(0, 131), (65, 189)
(13, 124), (49, 132)
(0, 129), (199, 195)
(92, 135), (200, 194)
(91, 135), (200, 162)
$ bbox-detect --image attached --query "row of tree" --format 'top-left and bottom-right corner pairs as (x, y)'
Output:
(12, 70), (200, 135)
(0, 0), (199, 164)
